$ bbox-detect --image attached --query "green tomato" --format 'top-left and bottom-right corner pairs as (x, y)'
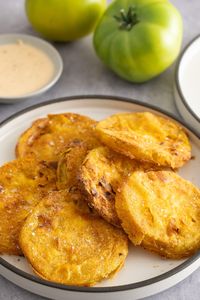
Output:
(94, 0), (183, 83)
(25, 0), (107, 42)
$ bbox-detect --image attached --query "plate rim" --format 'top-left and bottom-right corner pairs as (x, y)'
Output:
(0, 94), (200, 293)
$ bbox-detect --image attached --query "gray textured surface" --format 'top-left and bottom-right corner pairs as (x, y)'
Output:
(0, 0), (200, 299)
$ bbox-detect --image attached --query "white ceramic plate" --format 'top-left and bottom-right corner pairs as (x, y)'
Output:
(0, 96), (200, 300)
(174, 35), (200, 131)
(0, 34), (63, 103)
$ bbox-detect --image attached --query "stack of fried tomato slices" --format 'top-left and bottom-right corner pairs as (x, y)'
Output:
(0, 111), (200, 286)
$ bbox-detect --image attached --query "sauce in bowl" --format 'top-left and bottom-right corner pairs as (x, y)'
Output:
(0, 40), (55, 97)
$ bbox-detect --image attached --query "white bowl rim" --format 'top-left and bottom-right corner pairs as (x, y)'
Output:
(0, 94), (199, 293)
(175, 34), (200, 124)
(0, 33), (63, 100)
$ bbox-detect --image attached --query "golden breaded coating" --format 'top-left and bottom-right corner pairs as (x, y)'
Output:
(19, 191), (128, 286)
(57, 139), (101, 191)
(0, 157), (57, 255)
(16, 113), (98, 162)
(115, 170), (200, 259)
(80, 146), (139, 227)
(96, 112), (191, 169)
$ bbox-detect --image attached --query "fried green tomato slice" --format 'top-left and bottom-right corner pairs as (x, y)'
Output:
(96, 112), (191, 169)
(57, 139), (101, 191)
(19, 191), (128, 286)
(79, 146), (139, 227)
(16, 113), (98, 163)
(115, 170), (200, 259)
(0, 156), (57, 255)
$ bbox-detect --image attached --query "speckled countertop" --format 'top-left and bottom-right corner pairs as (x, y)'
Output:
(0, 0), (200, 299)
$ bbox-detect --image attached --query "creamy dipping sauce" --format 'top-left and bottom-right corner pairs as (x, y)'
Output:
(0, 40), (55, 97)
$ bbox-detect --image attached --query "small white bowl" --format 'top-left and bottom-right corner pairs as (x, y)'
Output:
(0, 34), (63, 103)
(174, 35), (200, 132)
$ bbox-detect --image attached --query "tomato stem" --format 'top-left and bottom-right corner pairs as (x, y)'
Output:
(114, 7), (139, 31)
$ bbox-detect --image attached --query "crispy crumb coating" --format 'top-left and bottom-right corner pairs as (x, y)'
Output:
(19, 191), (128, 286)
(116, 170), (200, 259)
(0, 156), (57, 254)
(96, 112), (191, 168)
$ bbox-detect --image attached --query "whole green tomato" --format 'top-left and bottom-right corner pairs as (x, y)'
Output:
(94, 0), (182, 83)
(25, 0), (107, 41)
